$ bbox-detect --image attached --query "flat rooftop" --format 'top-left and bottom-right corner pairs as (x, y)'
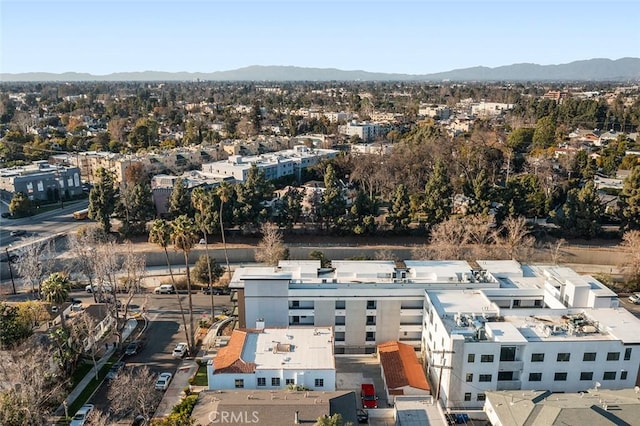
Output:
(428, 290), (640, 344)
(253, 327), (334, 370)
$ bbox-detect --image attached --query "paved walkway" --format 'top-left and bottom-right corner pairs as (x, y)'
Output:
(55, 318), (138, 416)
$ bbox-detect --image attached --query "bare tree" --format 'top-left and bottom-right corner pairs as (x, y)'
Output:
(121, 241), (146, 319)
(428, 217), (470, 260)
(69, 311), (100, 381)
(620, 230), (640, 286)
(374, 249), (398, 262)
(67, 227), (101, 302)
(546, 238), (566, 264)
(494, 216), (535, 260)
(107, 366), (161, 421)
(255, 222), (289, 266)
(0, 343), (67, 425)
(14, 238), (54, 296)
(93, 241), (123, 344)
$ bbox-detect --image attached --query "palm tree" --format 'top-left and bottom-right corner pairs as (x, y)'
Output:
(41, 272), (71, 328)
(170, 215), (199, 354)
(192, 187), (217, 318)
(148, 219), (191, 353)
(216, 182), (233, 280)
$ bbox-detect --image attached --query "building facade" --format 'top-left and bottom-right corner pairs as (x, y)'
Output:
(0, 161), (82, 201)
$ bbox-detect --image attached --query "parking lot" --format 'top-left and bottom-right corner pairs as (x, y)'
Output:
(335, 355), (396, 424)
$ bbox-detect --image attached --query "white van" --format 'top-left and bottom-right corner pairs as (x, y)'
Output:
(153, 284), (176, 294)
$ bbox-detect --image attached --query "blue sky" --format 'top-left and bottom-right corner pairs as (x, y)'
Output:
(1, 0), (638, 75)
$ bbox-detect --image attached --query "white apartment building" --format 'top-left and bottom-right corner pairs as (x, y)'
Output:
(423, 262), (638, 410)
(470, 102), (514, 118)
(207, 325), (335, 391)
(418, 104), (451, 120)
(202, 145), (338, 183)
(338, 121), (382, 142)
(230, 260), (502, 354)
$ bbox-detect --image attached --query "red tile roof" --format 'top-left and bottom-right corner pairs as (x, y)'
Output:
(378, 341), (430, 392)
(213, 330), (256, 374)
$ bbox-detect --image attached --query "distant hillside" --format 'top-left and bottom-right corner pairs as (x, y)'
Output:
(2, 58), (639, 82)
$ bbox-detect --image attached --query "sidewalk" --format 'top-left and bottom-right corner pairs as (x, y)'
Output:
(55, 318), (138, 416)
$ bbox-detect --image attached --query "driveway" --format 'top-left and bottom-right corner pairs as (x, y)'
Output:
(335, 355), (389, 408)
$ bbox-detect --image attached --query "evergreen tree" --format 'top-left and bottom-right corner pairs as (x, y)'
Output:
(467, 169), (493, 215)
(89, 167), (117, 233)
(386, 184), (411, 232)
(8, 192), (33, 218)
(234, 165), (274, 231)
(620, 166), (640, 230)
(167, 178), (193, 219)
(118, 181), (155, 236)
(421, 160), (452, 227)
(348, 190), (377, 235)
(558, 181), (603, 238)
(275, 187), (304, 229)
(320, 164), (347, 232)
(532, 115), (557, 149)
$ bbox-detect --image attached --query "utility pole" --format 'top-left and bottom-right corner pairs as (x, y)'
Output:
(5, 247), (16, 295)
(430, 349), (455, 403)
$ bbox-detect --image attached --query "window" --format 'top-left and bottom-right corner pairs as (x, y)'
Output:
(335, 332), (345, 342)
(291, 300), (300, 308)
(583, 352), (596, 361)
(480, 354), (494, 363)
(335, 301), (345, 310)
(286, 379), (295, 385)
(557, 353), (570, 362)
(271, 378), (280, 386)
(366, 332), (376, 342)
(531, 353), (545, 362)
(534, 299), (543, 307)
(235, 379), (244, 388)
(290, 316), (300, 325)
(465, 373), (473, 382)
(315, 379), (324, 387)
(529, 373), (542, 382)
(335, 316), (345, 326)
(367, 300), (376, 309)
(467, 354), (475, 363)
(603, 371), (616, 380)
(366, 315), (376, 326)
(498, 371), (514, 381)
(554, 372), (567, 381)
(464, 393), (472, 402)
(479, 374), (492, 382)
(580, 372), (593, 381)
(621, 371), (628, 380)
(512, 299), (520, 307)
(624, 348), (632, 361)
(500, 346), (516, 362)
(606, 352), (620, 361)
(257, 378), (266, 387)
(477, 393), (486, 401)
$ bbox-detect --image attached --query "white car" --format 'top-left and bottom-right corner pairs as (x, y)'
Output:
(70, 404), (94, 426)
(172, 342), (188, 358)
(629, 294), (640, 304)
(155, 372), (173, 390)
(86, 283), (112, 293)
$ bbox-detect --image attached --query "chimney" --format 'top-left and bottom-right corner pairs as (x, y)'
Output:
(256, 318), (265, 331)
(294, 411), (300, 424)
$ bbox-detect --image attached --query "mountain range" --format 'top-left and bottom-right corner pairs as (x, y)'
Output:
(2, 58), (639, 82)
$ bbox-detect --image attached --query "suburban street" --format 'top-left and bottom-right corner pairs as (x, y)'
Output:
(64, 290), (232, 417)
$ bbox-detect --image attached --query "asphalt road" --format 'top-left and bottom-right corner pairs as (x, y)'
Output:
(0, 200), (88, 251)
(71, 290), (232, 418)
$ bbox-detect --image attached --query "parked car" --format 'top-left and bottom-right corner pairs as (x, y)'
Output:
(10, 229), (26, 237)
(86, 283), (113, 293)
(629, 294), (640, 304)
(202, 286), (230, 295)
(155, 372), (173, 390)
(124, 341), (141, 356)
(153, 284), (176, 294)
(70, 404), (94, 426)
(357, 409), (369, 423)
(1, 212), (11, 218)
(172, 342), (188, 358)
(106, 361), (125, 380)
(361, 383), (378, 408)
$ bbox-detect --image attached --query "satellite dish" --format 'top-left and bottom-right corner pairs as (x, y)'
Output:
(634, 386), (640, 394)
(594, 381), (602, 390)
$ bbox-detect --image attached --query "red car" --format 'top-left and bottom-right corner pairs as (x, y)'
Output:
(361, 383), (378, 408)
